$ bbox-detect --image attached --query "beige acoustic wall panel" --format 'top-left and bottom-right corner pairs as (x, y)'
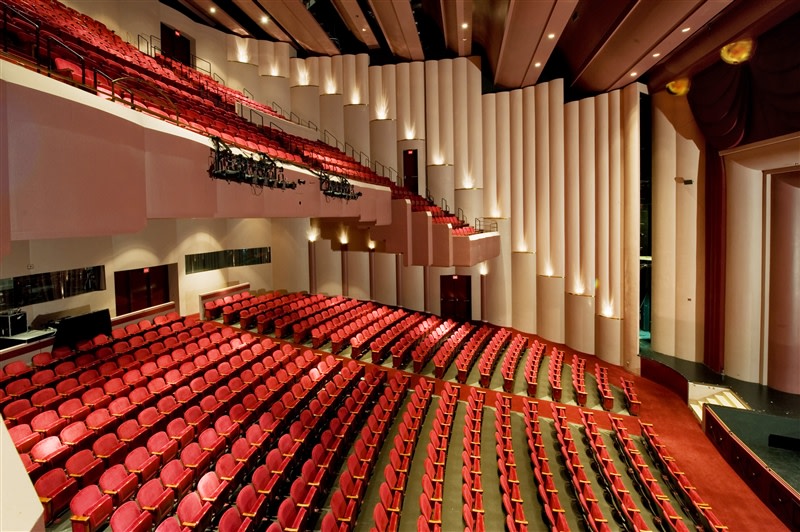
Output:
(512, 252), (537, 333)
(482, 93), (497, 217)
(485, 218), (511, 327)
(373, 252), (397, 305)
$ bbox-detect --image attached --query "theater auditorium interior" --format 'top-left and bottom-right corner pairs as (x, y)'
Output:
(0, 0), (799, 530)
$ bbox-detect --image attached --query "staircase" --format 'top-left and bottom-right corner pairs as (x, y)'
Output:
(688, 383), (750, 421)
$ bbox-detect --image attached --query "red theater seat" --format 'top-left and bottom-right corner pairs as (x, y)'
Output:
(176, 491), (212, 530)
(160, 459), (194, 500)
(110, 500), (153, 532)
(9, 423), (41, 453)
(31, 435), (70, 469)
(136, 478), (175, 524)
(35, 468), (79, 524)
(125, 446), (160, 483)
(70, 484), (114, 532)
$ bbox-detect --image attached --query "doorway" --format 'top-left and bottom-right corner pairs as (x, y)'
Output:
(440, 274), (471, 322)
(402, 148), (419, 195)
(114, 264), (171, 315)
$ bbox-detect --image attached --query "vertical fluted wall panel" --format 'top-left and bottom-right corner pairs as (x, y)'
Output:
(522, 86), (536, 253)
(495, 91), (511, 219)
(482, 94), (498, 217)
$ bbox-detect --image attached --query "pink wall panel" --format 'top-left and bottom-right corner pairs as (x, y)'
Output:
(6, 83), (147, 239)
(145, 131), (216, 218)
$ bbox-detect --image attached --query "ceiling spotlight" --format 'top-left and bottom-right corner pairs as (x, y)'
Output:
(534, 62), (541, 68)
(720, 37), (754, 64)
(209, 6), (216, 13)
(681, 27), (690, 33)
(547, 33), (555, 39)
(260, 15), (268, 23)
(665, 78), (690, 96)
(630, 72), (637, 77)
(652, 52), (660, 58)
(461, 22), (468, 29)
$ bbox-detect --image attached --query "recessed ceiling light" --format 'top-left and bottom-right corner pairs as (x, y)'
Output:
(209, 6), (216, 13)
(462, 38), (467, 41)
(681, 27), (691, 33)
(461, 22), (468, 29)
(630, 72), (638, 77)
(652, 52), (660, 58)
(361, 27), (367, 32)
(534, 62), (541, 68)
(260, 15), (268, 23)
(547, 33), (555, 39)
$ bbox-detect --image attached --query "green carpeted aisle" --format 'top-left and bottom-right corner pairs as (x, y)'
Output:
(479, 405), (507, 530)
(598, 431), (659, 530)
(441, 401), (467, 530)
(396, 394), (438, 531)
(351, 392), (414, 532)
(571, 425), (619, 525)
(509, 411), (546, 526)
(538, 417), (584, 531)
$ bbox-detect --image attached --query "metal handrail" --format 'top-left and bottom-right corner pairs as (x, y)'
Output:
(271, 101), (285, 118)
(136, 34), (150, 55)
(2, 2), (40, 64)
(249, 108), (264, 128)
(243, 87), (254, 99)
(45, 34), (86, 85)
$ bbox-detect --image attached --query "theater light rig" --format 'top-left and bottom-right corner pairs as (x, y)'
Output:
(208, 137), (305, 193)
(315, 170), (362, 201)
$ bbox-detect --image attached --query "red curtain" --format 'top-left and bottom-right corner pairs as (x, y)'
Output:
(687, 12), (800, 373)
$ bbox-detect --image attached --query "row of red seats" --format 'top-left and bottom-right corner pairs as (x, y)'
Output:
(256, 293), (326, 334)
(522, 399), (569, 531)
(500, 333), (528, 392)
(239, 294), (291, 330)
(639, 421), (726, 531)
(203, 290), (255, 320)
(243, 292), (306, 332)
(221, 292), (281, 326)
(27, 333), (297, 526)
(621, 378), (641, 415)
(273, 294), (340, 338)
(548, 348), (565, 402)
(4, 329), (251, 434)
(292, 297), (363, 344)
(416, 382), (459, 531)
(572, 355), (588, 406)
(311, 301), (377, 348)
(477, 329), (513, 388)
(454, 325), (493, 383)
(610, 416), (691, 532)
(411, 319), (458, 373)
(495, 394), (530, 532)
(580, 407), (651, 531)
(370, 313), (426, 364)
(349, 308), (408, 359)
(152, 346), (352, 531)
(365, 379), (434, 532)
(25, 316), (348, 528)
(595, 364), (615, 411)
(552, 407), (611, 532)
(243, 365), (373, 531)
(523, 341), (545, 396)
(431, 322), (475, 379)
(390, 316), (442, 370)
(326, 375), (405, 530)
(0, 313), (192, 395)
(329, 306), (393, 354)
(462, 388), (486, 532)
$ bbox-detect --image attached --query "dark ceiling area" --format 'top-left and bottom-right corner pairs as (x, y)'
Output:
(160, 0), (800, 97)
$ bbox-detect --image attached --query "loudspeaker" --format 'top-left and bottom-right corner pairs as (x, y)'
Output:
(0, 311), (27, 337)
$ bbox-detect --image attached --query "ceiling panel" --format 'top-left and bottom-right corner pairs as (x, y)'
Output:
(368, 0), (424, 60)
(232, 0), (293, 42)
(331, 0), (380, 49)
(258, 0), (340, 55)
